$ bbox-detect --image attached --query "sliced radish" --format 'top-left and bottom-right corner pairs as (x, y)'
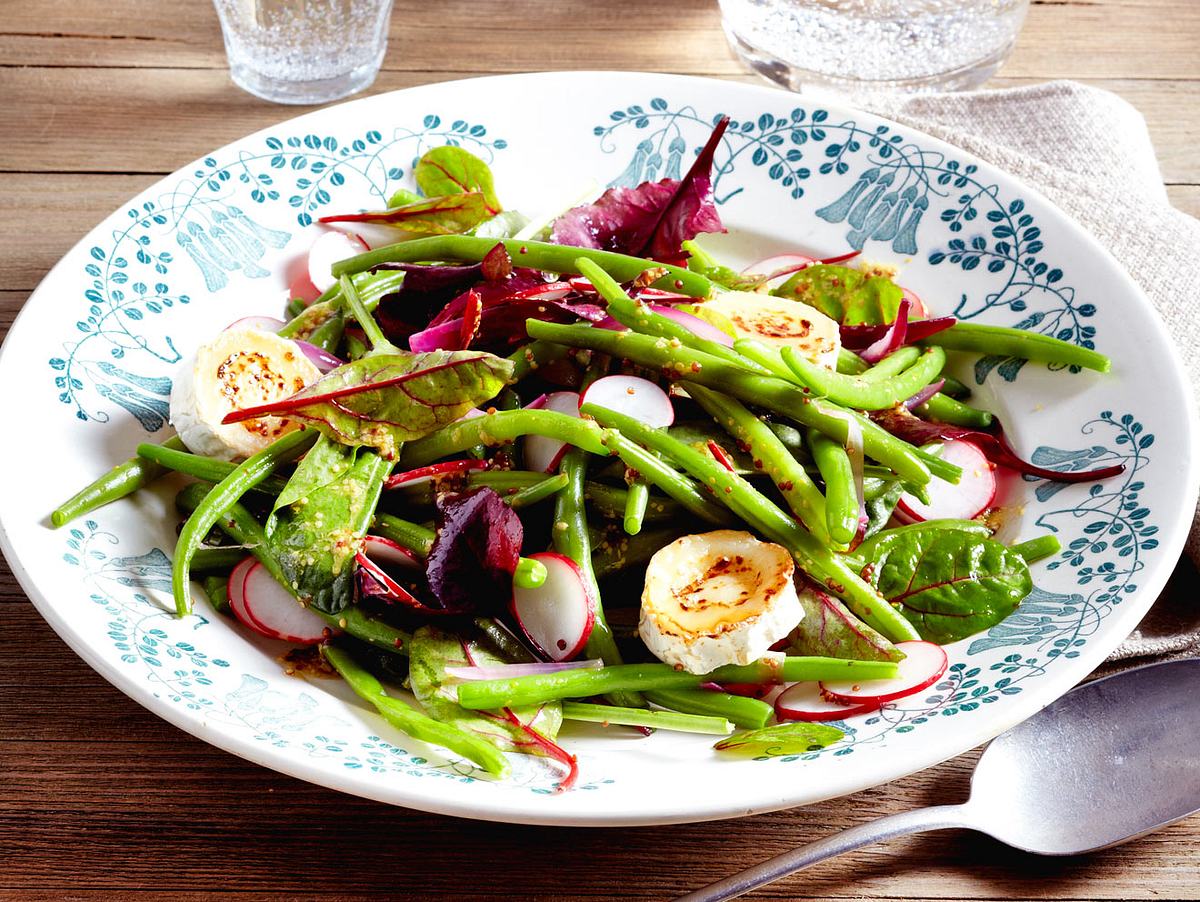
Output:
(511, 552), (596, 662)
(821, 641), (948, 706)
(324, 221), (399, 251)
(224, 315), (286, 333)
(307, 230), (369, 292)
(385, 459), (489, 490)
(289, 272), (322, 304)
(896, 440), (996, 522)
(775, 680), (879, 722)
(581, 375), (674, 429)
(741, 253), (816, 280)
(236, 560), (332, 644)
(361, 535), (421, 570)
(226, 556), (258, 625)
(523, 391), (580, 473)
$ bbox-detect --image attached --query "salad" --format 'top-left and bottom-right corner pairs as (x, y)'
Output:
(51, 118), (1122, 790)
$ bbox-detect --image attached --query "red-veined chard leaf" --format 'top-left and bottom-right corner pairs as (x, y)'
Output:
(787, 584), (903, 662)
(409, 626), (575, 785)
(550, 117), (728, 261)
(425, 487), (522, 612)
(266, 440), (391, 614)
(714, 722), (844, 756)
(858, 524), (1032, 644)
(772, 264), (903, 326)
(319, 192), (492, 235)
(415, 146), (503, 215)
(221, 349), (514, 458)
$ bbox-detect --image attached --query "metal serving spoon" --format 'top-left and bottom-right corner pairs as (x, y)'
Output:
(678, 657), (1200, 902)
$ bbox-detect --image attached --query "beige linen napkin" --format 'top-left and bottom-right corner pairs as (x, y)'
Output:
(822, 81), (1200, 664)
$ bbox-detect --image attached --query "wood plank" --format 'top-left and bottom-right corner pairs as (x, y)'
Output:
(2, 68), (1197, 183)
(1, 0), (1197, 80)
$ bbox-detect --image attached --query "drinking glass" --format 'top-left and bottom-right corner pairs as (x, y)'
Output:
(719, 0), (1030, 93)
(212, 0), (395, 105)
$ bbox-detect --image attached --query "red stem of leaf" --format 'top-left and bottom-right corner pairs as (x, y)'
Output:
(707, 439), (737, 472)
(459, 289), (483, 349)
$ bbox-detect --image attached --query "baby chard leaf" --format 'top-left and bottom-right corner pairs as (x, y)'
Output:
(858, 524), (1032, 643)
(319, 192), (492, 235)
(409, 626), (565, 756)
(714, 722), (844, 757)
(415, 146), (503, 215)
(222, 349), (514, 458)
(787, 585), (903, 662)
(773, 264), (902, 326)
(267, 443), (392, 614)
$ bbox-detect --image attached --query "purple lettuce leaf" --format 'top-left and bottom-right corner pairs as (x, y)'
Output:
(425, 487), (523, 612)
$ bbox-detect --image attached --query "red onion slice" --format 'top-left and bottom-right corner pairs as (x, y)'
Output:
(904, 378), (946, 411)
(291, 339), (344, 373)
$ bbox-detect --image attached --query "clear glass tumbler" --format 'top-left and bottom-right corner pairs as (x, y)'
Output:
(719, 0), (1030, 93)
(212, 0), (395, 105)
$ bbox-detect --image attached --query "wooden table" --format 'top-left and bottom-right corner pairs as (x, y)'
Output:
(2, 2), (1198, 899)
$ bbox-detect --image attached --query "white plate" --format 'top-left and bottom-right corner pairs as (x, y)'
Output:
(2, 72), (1195, 825)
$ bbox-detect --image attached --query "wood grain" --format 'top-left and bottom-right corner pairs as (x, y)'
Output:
(2, 0), (1199, 899)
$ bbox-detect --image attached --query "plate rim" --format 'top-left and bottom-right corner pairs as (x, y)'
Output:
(3, 69), (1197, 826)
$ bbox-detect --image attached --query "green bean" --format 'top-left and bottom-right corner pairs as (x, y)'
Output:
(554, 359), (641, 708)
(457, 656), (899, 710)
(591, 524), (689, 579)
(858, 346), (922, 382)
(330, 235), (712, 297)
(526, 321), (937, 486)
(506, 473), (569, 509)
(305, 309), (346, 355)
(916, 393), (994, 429)
(135, 442), (290, 496)
(324, 644), (510, 778)
(506, 339), (574, 383)
(585, 482), (681, 524)
(685, 383), (833, 548)
(622, 476), (650, 536)
(172, 429), (318, 616)
(285, 296), (305, 320)
(837, 347), (869, 375)
(513, 557), (547, 590)
(1010, 533), (1062, 564)
(733, 339), (801, 381)
(923, 322), (1111, 373)
(597, 428), (734, 526)
(192, 546), (249, 573)
(577, 257), (758, 369)
(51, 435), (188, 528)
(939, 373), (971, 399)
(807, 431), (859, 549)
(582, 403), (921, 643)
(339, 274), (388, 350)
(202, 575), (230, 615)
(391, 470), (548, 504)
(780, 345), (947, 410)
(372, 513), (435, 556)
(281, 269), (406, 333)
(399, 409), (611, 467)
(561, 701), (732, 734)
(644, 688), (772, 730)
(474, 617), (535, 663)
(178, 483), (412, 655)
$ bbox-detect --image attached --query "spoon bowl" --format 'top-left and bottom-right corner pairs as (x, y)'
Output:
(679, 657), (1200, 901)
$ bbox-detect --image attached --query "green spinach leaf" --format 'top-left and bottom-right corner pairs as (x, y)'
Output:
(788, 585), (903, 662)
(271, 434), (358, 514)
(409, 626), (564, 756)
(859, 525), (1032, 643)
(773, 264), (902, 325)
(267, 445), (391, 614)
(714, 722), (844, 757)
(415, 146), (502, 215)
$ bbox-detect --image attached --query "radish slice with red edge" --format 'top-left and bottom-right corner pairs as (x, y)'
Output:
(289, 272), (322, 304)
(224, 316), (286, 333)
(385, 459), (489, 490)
(511, 552), (596, 662)
(581, 375), (673, 429)
(821, 641), (948, 706)
(523, 391), (580, 473)
(236, 560), (332, 644)
(361, 535), (421, 570)
(775, 680), (879, 722)
(307, 230), (369, 292)
(896, 439), (996, 523)
(226, 557), (258, 626)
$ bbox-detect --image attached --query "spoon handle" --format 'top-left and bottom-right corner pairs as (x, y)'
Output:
(674, 804), (973, 902)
